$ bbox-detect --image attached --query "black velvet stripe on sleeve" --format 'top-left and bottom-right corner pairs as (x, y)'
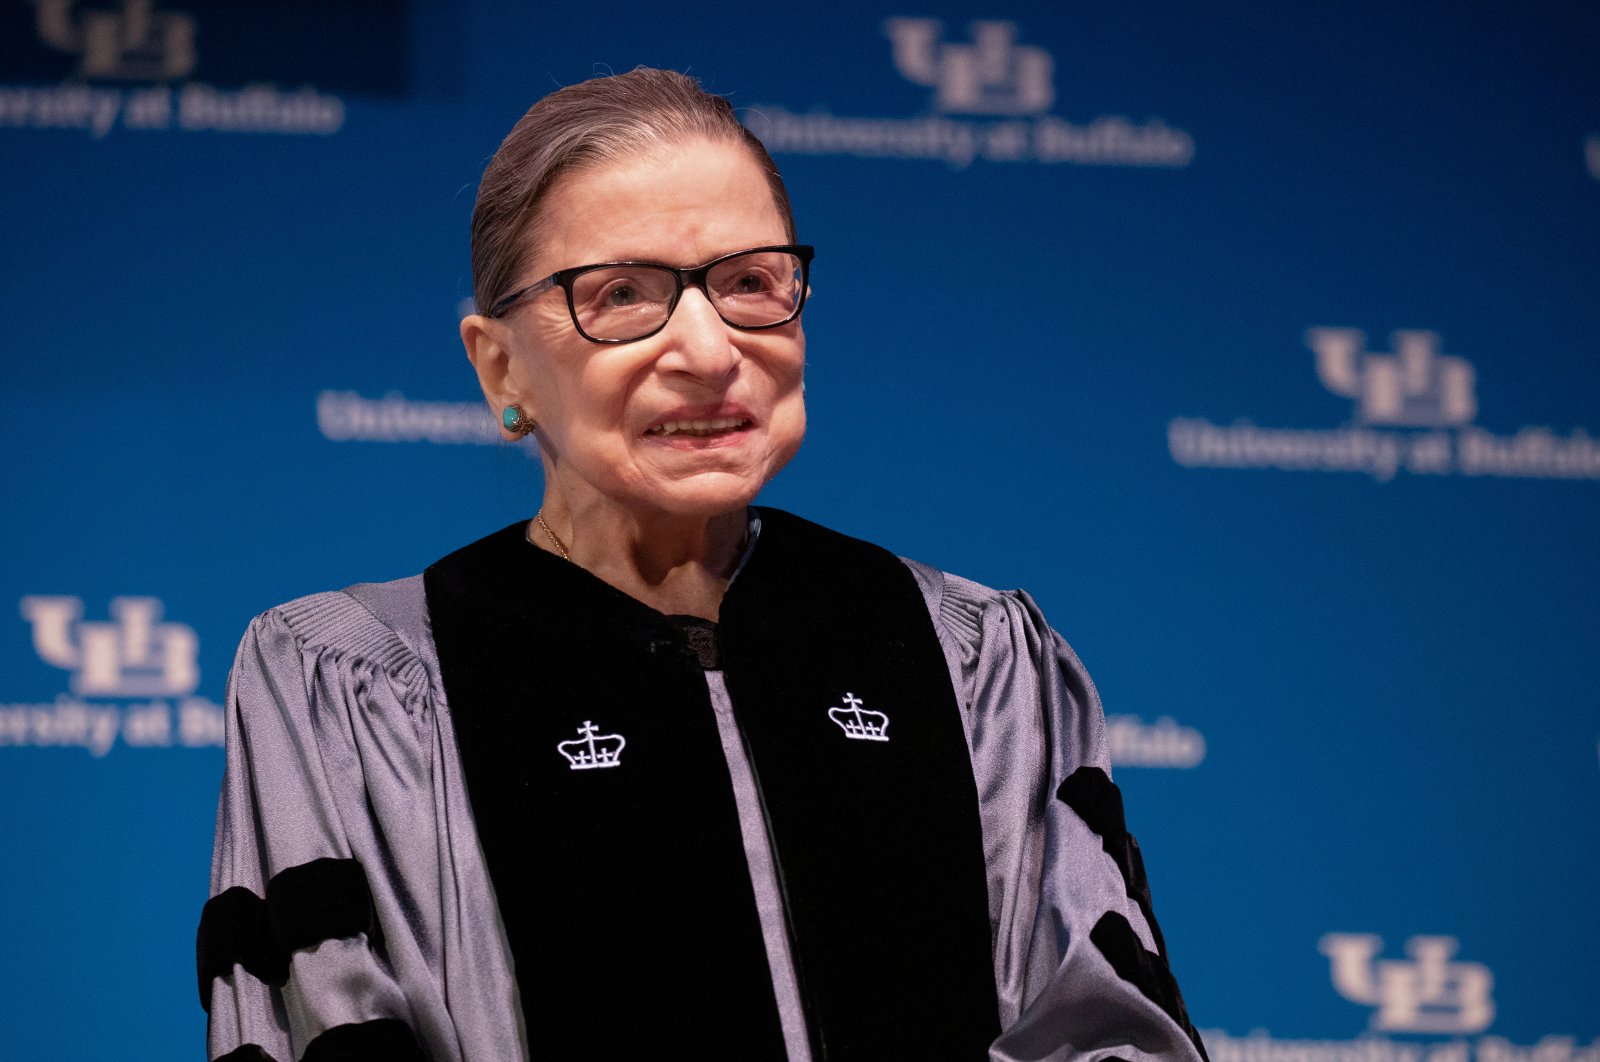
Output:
(265, 857), (380, 959)
(1092, 912), (1210, 1060)
(197, 886), (284, 1010)
(215, 1044), (280, 1062)
(196, 858), (378, 1012)
(1090, 912), (1188, 1028)
(1058, 765), (1128, 839)
(1057, 767), (1166, 955)
(1062, 769), (1209, 1061)
(300, 1018), (425, 1062)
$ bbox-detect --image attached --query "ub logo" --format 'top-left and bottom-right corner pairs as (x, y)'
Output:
(19, 596), (199, 697)
(1308, 328), (1477, 427)
(34, 0), (197, 81)
(883, 18), (1054, 115)
(1319, 933), (1494, 1034)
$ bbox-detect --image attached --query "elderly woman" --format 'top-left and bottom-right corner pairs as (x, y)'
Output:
(197, 68), (1207, 1062)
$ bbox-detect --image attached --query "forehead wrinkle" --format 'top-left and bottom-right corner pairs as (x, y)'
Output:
(529, 139), (788, 276)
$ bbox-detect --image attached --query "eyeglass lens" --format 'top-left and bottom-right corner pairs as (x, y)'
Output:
(569, 249), (805, 342)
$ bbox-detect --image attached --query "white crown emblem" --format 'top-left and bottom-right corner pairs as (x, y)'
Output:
(557, 720), (626, 770)
(827, 692), (890, 742)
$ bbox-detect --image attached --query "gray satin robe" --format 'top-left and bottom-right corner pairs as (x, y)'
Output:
(204, 537), (1204, 1062)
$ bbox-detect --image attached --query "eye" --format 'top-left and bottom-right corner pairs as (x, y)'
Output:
(601, 282), (642, 307)
(572, 267), (675, 316)
(718, 266), (781, 300)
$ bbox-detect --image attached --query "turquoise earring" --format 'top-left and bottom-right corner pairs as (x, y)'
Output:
(502, 405), (537, 436)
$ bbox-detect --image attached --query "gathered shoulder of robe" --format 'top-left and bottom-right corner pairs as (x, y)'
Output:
(198, 509), (1207, 1062)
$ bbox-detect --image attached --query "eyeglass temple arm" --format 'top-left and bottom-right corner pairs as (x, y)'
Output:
(486, 274), (560, 318)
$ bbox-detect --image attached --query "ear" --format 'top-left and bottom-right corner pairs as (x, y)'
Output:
(460, 313), (528, 441)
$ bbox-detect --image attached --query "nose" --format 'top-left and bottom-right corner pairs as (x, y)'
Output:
(659, 285), (740, 382)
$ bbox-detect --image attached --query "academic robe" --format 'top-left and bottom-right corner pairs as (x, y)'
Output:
(197, 509), (1206, 1062)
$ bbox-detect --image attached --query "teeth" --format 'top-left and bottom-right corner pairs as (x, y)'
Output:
(649, 417), (749, 436)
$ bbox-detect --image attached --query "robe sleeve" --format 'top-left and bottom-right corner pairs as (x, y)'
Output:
(197, 588), (525, 1062)
(906, 563), (1208, 1062)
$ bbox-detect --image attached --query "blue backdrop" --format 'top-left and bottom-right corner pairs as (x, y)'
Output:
(3, 1), (1597, 1057)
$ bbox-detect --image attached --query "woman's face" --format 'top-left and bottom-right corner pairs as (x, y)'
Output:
(492, 137), (806, 520)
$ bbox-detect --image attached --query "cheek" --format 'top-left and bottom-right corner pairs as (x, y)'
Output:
(506, 327), (566, 407)
(766, 331), (807, 386)
(591, 355), (655, 421)
(517, 338), (633, 431)
(767, 398), (807, 478)
(769, 356), (808, 448)
(780, 400), (806, 454)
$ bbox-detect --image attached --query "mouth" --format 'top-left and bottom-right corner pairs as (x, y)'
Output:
(644, 416), (752, 438)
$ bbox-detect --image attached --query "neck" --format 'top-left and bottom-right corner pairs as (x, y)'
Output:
(532, 492), (749, 622)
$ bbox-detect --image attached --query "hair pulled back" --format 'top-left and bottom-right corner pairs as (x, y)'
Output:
(470, 67), (795, 315)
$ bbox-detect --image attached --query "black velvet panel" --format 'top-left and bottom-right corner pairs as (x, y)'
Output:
(1058, 768), (1164, 955)
(1058, 765), (1127, 839)
(425, 523), (788, 1058)
(196, 859), (378, 1013)
(214, 1044), (280, 1062)
(1065, 771), (1209, 1061)
(1091, 912), (1181, 1021)
(300, 1018), (425, 1062)
(265, 857), (378, 959)
(1090, 910), (1209, 1057)
(719, 509), (1000, 1061)
(196, 885), (283, 1010)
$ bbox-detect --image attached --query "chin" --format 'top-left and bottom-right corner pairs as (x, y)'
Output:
(642, 475), (769, 518)
(633, 428), (803, 518)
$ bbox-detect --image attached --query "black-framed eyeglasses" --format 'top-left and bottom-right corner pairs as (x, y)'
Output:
(485, 244), (815, 344)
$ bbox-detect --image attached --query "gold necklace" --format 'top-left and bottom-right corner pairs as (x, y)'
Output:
(530, 511), (570, 561)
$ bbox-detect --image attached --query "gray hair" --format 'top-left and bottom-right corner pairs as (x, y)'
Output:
(469, 67), (796, 315)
